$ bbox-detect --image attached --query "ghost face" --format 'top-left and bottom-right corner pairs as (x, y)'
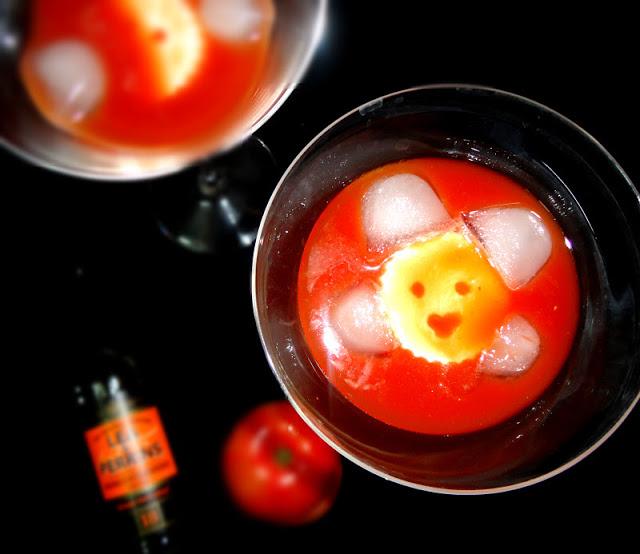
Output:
(380, 230), (510, 364)
(331, 172), (551, 377)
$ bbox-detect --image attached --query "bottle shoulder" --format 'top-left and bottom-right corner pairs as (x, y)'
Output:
(73, 349), (148, 422)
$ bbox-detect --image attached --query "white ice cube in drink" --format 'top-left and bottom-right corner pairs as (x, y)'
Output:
(331, 284), (394, 354)
(32, 40), (105, 122)
(362, 173), (450, 250)
(479, 315), (541, 376)
(200, 0), (274, 42)
(465, 206), (552, 289)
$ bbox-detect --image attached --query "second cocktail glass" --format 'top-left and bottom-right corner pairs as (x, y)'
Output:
(0, 0), (327, 252)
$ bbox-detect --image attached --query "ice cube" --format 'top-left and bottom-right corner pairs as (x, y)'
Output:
(331, 284), (394, 354)
(465, 207), (552, 289)
(199, 0), (274, 42)
(362, 173), (450, 250)
(32, 40), (105, 122)
(479, 315), (540, 376)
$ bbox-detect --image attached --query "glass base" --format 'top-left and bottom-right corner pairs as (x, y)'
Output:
(151, 136), (278, 255)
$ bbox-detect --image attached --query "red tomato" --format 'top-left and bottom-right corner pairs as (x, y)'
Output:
(222, 401), (342, 525)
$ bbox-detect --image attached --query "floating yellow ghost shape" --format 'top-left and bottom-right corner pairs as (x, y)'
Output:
(380, 231), (509, 364)
(119, 0), (205, 97)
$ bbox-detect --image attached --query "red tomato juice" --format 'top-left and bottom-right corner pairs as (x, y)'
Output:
(20, 0), (272, 148)
(297, 158), (580, 435)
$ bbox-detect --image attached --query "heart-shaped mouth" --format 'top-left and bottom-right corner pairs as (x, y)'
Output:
(427, 312), (462, 338)
(380, 231), (509, 363)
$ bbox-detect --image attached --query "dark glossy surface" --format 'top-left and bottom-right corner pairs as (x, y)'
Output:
(7, 2), (639, 551)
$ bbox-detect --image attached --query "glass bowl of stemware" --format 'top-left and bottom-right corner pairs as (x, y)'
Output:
(252, 84), (640, 494)
(0, 0), (327, 180)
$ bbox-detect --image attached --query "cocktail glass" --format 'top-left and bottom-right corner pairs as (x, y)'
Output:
(252, 84), (640, 493)
(0, 0), (327, 252)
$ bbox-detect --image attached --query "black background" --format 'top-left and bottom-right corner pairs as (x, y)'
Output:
(6, 1), (639, 551)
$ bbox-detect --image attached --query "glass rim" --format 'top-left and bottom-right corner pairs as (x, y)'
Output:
(252, 83), (640, 494)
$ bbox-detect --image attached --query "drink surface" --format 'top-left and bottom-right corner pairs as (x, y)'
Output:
(297, 158), (580, 435)
(20, 0), (274, 148)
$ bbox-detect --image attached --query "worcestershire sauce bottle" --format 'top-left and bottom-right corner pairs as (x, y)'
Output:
(74, 349), (180, 554)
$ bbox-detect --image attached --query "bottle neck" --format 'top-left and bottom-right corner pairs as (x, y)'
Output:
(90, 374), (141, 422)
(74, 349), (148, 424)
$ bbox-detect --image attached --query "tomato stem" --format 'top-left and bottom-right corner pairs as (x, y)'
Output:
(274, 447), (293, 467)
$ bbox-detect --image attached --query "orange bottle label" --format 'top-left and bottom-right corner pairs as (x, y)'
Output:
(85, 407), (178, 501)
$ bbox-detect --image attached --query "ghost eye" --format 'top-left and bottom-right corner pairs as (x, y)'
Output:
(455, 281), (471, 295)
(410, 282), (425, 298)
